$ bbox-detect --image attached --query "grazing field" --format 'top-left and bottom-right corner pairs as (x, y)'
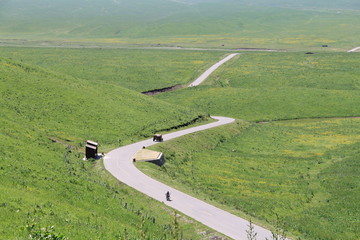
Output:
(140, 118), (360, 240)
(2, 0), (360, 239)
(137, 51), (360, 239)
(0, 47), (224, 92)
(0, 57), (216, 239)
(156, 52), (360, 121)
(2, 45), (359, 239)
(1, 0), (360, 50)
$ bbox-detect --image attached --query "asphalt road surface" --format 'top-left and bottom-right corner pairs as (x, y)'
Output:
(348, 46), (360, 52)
(105, 116), (274, 239)
(188, 53), (239, 87)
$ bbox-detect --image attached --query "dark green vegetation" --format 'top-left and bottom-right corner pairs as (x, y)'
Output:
(1, 0), (360, 50)
(0, 55), (218, 239)
(157, 52), (360, 121)
(0, 47), (224, 92)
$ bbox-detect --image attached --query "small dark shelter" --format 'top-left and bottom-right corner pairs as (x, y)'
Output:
(322, 45), (328, 47)
(86, 140), (98, 159)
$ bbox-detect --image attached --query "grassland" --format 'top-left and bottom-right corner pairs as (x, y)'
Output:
(140, 118), (360, 239)
(1, 0), (359, 239)
(0, 56), (220, 239)
(156, 52), (360, 121)
(1, 1), (360, 236)
(0, 47), (224, 92)
(1, 0), (360, 50)
(135, 51), (360, 239)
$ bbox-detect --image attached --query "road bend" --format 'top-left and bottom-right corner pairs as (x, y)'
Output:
(104, 117), (274, 240)
(105, 54), (277, 239)
(348, 46), (360, 52)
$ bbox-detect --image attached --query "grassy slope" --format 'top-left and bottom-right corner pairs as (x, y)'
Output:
(136, 51), (360, 239)
(0, 57), (216, 239)
(0, 57), (205, 146)
(140, 118), (360, 240)
(0, 0), (359, 238)
(0, 47), (224, 92)
(2, 47), (357, 239)
(156, 52), (360, 121)
(0, 0), (360, 50)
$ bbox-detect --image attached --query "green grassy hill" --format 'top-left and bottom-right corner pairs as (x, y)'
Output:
(0, 57), (214, 239)
(142, 117), (360, 240)
(0, 47), (224, 92)
(156, 52), (360, 121)
(137, 51), (360, 239)
(1, 1), (360, 239)
(2, 45), (359, 239)
(0, 57), (204, 145)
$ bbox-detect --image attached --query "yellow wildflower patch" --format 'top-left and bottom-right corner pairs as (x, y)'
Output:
(1, 63), (17, 69)
(295, 134), (360, 146)
(306, 126), (322, 129)
(282, 133), (360, 158)
(192, 60), (205, 65)
(241, 70), (254, 75)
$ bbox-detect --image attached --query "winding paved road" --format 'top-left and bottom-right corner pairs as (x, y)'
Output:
(105, 54), (275, 239)
(189, 53), (239, 87)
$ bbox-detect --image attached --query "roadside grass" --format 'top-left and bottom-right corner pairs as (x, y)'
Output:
(0, 129), (210, 239)
(137, 51), (360, 239)
(0, 57), (216, 239)
(139, 118), (360, 240)
(0, 47), (225, 92)
(156, 52), (360, 121)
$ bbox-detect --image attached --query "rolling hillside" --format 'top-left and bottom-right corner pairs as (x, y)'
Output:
(0, 57), (212, 239)
(141, 51), (360, 239)
(156, 52), (360, 121)
(1, 1), (359, 239)
(0, 47), (225, 92)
